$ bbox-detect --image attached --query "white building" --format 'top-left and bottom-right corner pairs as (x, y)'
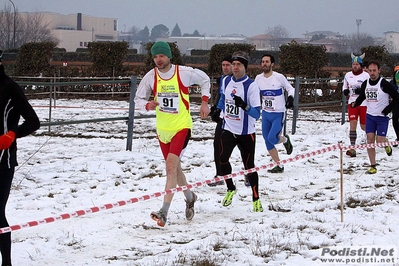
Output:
(156, 36), (247, 55)
(28, 12), (118, 52)
(384, 31), (399, 53)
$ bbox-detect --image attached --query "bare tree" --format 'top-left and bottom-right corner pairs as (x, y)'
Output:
(18, 12), (58, 46)
(0, 4), (15, 50)
(128, 26), (140, 36)
(266, 24), (290, 51)
(0, 5), (58, 50)
(266, 24), (290, 38)
(344, 33), (374, 54)
(128, 26), (142, 43)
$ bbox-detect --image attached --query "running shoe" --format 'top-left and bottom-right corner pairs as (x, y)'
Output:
(365, 166), (377, 174)
(185, 192), (197, 221)
(207, 177), (224, 187)
(253, 199), (263, 212)
(283, 135), (293, 155)
(150, 210), (167, 227)
(222, 190), (236, 207)
(385, 145), (392, 156)
(267, 165), (284, 173)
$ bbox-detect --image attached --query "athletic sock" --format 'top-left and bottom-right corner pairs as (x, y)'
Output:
(349, 130), (357, 145)
(183, 190), (193, 202)
(160, 202), (171, 216)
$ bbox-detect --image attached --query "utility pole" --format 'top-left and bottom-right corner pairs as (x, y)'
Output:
(356, 19), (362, 53)
(9, 0), (16, 49)
(356, 19), (362, 39)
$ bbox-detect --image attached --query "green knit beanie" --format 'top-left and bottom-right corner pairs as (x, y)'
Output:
(151, 41), (172, 59)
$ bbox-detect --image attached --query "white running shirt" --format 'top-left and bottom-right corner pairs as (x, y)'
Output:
(343, 71), (370, 105)
(255, 71), (295, 113)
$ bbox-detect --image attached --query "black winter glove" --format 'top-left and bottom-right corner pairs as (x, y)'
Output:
(354, 88), (361, 94)
(343, 89), (349, 96)
(233, 95), (248, 110)
(211, 108), (222, 122)
(285, 96), (294, 109)
(209, 105), (217, 116)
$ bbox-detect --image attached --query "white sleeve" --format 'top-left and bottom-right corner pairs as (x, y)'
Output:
(280, 74), (295, 97)
(134, 70), (155, 110)
(179, 66), (211, 99)
(192, 68), (211, 99)
(343, 73), (349, 91)
(248, 82), (261, 108)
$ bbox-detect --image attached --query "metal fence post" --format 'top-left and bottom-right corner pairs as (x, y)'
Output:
(341, 93), (346, 125)
(291, 76), (300, 135)
(126, 76), (137, 151)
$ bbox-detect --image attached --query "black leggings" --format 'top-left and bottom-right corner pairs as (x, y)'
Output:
(218, 130), (259, 200)
(213, 120), (223, 176)
(0, 168), (14, 266)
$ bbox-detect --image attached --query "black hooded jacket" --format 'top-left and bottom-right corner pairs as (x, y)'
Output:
(0, 64), (40, 169)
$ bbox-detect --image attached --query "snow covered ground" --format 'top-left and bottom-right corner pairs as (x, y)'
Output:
(6, 99), (399, 265)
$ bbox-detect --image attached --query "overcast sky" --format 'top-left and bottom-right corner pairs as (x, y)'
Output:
(6, 0), (399, 38)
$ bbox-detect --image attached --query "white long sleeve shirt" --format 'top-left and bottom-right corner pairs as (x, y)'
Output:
(255, 71), (295, 113)
(343, 70), (369, 105)
(134, 64), (211, 110)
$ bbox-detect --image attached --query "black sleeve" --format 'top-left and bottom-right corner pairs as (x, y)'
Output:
(352, 80), (367, 107)
(381, 79), (399, 101)
(381, 79), (399, 115)
(9, 79), (40, 138)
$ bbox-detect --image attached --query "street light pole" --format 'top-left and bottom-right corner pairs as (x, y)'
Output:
(9, 0), (16, 49)
(356, 19), (362, 39)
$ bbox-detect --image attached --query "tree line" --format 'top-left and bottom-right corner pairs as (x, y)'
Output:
(126, 23), (378, 54)
(4, 41), (397, 79)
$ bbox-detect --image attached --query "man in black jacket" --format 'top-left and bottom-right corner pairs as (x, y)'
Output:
(0, 50), (40, 266)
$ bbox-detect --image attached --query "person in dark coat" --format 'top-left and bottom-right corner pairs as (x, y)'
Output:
(390, 66), (399, 146)
(0, 50), (40, 266)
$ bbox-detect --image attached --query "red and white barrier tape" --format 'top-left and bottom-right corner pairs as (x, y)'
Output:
(340, 140), (399, 151)
(1, 139), (397, 234)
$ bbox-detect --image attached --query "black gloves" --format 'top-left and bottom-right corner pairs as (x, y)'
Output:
(285, 96), (294, 109)
(354, 88), (361, 94)
(233, 95), (248, 110)
(209, 105), (217, 116)
(343, 89), (349, 96)
(211, 108), (222, 122)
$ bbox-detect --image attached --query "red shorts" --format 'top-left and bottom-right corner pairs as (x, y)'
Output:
(158, 129), (191, 159)
(347, 104), (366, 125)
